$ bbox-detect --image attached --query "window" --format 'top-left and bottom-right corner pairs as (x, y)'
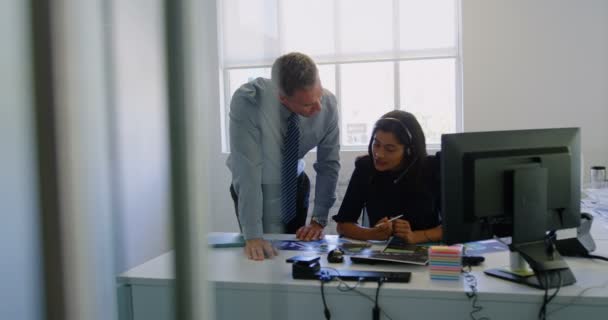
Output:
(219, 0), (461, 151)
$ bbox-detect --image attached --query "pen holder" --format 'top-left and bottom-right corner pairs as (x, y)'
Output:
(428, 245), (463, 280)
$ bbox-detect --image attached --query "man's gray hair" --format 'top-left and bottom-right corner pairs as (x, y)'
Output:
(271, 52), (319, 97)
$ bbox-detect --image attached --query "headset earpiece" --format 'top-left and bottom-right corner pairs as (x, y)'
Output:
(378, 117), (414, 155)
(373, 116), (417, 183)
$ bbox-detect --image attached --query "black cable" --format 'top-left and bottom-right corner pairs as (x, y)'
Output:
(372, 279), (383, 320)
(336, 278), (363, 292)
(538, 271), (562, 320)
(548, 280), (608, 316)
(463, 266), (491, 320)
(547, 272), (562, 304)
(538, 273), (550, 320)
(321, 267), (394, 320)
(583, 254), (608, 261)
(322, 267), (363, 292)
(320, 277), (331, 320)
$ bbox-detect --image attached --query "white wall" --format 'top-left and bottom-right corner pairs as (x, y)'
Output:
(0, 2), (44, 319)
(462, 0), (608, 176)
(110, 0), (172, 272)
(206, 0), (608, 232)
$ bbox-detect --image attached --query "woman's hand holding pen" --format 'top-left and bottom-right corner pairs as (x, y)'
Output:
(393, 219), (416, 243)
(373, 217), (394, 240)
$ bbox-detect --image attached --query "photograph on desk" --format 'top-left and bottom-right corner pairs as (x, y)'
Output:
(339, 242), (372, 253)
(350, 237), (430, 265)
(383, 235), (432, 253)
(271, 237), (351, 253)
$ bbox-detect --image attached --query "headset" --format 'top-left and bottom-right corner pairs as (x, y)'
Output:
(371, 117), (417, 184)
(378, 117), (414, 156)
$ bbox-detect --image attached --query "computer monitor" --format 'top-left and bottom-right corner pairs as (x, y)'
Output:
(441, 128), (581, 289)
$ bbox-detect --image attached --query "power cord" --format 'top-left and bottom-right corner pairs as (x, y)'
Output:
(343, 281), (394, 320)
(319, 267), (394, 320)
(462, 266), (490, 320)
(498, 234), (565, 320)
(319, 270), (333, 319)
(538, 271), (562, 320)
(581, 253), (608, 261)
(373, 279), (383, 320)
(547, 280), (608, 316)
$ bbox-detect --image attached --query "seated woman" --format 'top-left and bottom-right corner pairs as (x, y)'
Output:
(332, 110), (442, 243)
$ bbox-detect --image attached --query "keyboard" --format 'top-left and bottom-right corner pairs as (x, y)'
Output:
(294, 269), (411, 283)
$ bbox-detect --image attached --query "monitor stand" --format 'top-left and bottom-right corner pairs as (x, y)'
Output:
(485, 167), (576, 289)
(484, 250), (576, 289)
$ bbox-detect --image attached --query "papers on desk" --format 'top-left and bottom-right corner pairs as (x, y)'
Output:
(272, 237), (351, 253)
(383, 236), (430, 253)
(208, 233), (351, 251)
(350, 236), (509, 266)
(339, 242), (372, 253)
(463, 239), (509, 255)
(350, 237), (430, 265)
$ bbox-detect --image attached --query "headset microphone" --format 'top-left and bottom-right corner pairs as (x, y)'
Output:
(393, 156), (418, 184)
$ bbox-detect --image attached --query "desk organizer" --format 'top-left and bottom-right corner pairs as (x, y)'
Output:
(429, 245), (463, 280)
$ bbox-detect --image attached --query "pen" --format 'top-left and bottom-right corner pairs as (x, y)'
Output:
(376, 214), (404, 227)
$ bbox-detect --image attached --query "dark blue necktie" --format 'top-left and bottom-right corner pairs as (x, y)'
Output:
(281, 113), (300, 225)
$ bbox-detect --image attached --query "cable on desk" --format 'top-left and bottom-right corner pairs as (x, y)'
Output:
(320, 267), (394, 320)
(547, 280), (608, 316)
(581, 253), (608, 261)
(347, 283), (394, 320)
(321, 267), (363, 292)
(336, 277), (363, 293)
(372, 279), (383, 320)
(538, 271), (562, 320)
(335, 277), (396, 319)
(462, 266), (491, 320)
(319, 270), (332, 320)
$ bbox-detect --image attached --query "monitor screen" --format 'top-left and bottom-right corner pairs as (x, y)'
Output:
(440, 127), (581, 289)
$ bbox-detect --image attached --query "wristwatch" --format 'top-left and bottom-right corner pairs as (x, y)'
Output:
(311, 216), (327, 227)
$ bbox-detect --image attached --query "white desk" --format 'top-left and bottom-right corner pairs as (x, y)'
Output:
(118, 227), (608, 320)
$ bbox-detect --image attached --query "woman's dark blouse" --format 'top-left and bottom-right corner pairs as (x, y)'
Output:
(332, 154), (441, 230)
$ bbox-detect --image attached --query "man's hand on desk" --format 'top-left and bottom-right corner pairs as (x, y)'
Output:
(245, 239), (278, 261)
(296, 220), (324, 241)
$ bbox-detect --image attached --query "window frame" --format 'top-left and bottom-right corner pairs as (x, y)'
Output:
(218, 0), (463, 153)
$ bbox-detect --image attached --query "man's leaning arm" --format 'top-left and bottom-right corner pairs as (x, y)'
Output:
(229, 92), (265, 240)
(311, 104), (340, 226)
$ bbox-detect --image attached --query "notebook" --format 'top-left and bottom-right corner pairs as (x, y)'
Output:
(350, 237), (429, 266)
